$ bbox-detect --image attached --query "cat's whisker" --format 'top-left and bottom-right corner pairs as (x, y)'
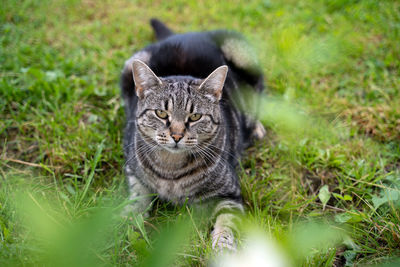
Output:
(193, 144), (223, 171)
(123, 142), (136, 149)
(192, 147), (213, 171)
(196, 144), (235, 174)
(201, 141), (240, 162)
(124, 140), (159, 167)
(207, 145), (239, 162)
(189, 150), (209, 174)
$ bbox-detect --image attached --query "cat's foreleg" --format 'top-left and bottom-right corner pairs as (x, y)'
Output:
(211, 199), (244, 251)
(124, 173), (153, 218)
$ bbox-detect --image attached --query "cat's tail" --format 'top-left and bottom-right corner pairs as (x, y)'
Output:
(150, 18), (174, 41)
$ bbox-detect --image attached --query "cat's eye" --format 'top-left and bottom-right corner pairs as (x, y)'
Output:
(155, 109), (168, 119)
(189, 113), (202, 122)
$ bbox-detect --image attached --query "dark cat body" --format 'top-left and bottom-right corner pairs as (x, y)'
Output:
(122, 23), (263, 97)
(120, 19), (265, 250)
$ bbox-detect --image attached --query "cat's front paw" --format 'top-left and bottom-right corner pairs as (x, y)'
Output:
(211, 227), (237, 252)
(122, 202), (150, 219)
(252, 120), (266, 140)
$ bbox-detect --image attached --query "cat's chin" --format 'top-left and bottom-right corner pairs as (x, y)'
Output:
(163, 144), (188, 154)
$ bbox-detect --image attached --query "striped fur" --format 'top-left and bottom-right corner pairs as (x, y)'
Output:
(121, 19), (265, 250)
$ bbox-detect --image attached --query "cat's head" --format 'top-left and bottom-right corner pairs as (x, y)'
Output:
(131, 59), (227, 153)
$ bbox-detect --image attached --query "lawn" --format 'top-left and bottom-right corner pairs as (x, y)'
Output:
(1, 0), (399, 266)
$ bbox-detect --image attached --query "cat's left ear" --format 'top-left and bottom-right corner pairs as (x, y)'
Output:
(132, 59), (162, 99)
(198, 65), (228, 102)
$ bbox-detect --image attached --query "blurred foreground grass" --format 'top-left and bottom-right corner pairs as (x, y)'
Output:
(1, 0), (400, 266)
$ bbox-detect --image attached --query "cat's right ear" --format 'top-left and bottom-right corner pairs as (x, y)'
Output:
(132, 59), (162, 99)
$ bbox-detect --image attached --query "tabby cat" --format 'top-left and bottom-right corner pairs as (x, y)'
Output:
(121, 19), (265, 250)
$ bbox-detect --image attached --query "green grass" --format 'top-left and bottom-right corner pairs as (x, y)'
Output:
(1, 0), (400, 266)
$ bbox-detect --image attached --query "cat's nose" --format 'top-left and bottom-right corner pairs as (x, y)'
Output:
(171, 133), (183, 143)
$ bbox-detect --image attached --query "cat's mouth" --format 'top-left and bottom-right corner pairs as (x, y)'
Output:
(164, 143), (187, 153)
